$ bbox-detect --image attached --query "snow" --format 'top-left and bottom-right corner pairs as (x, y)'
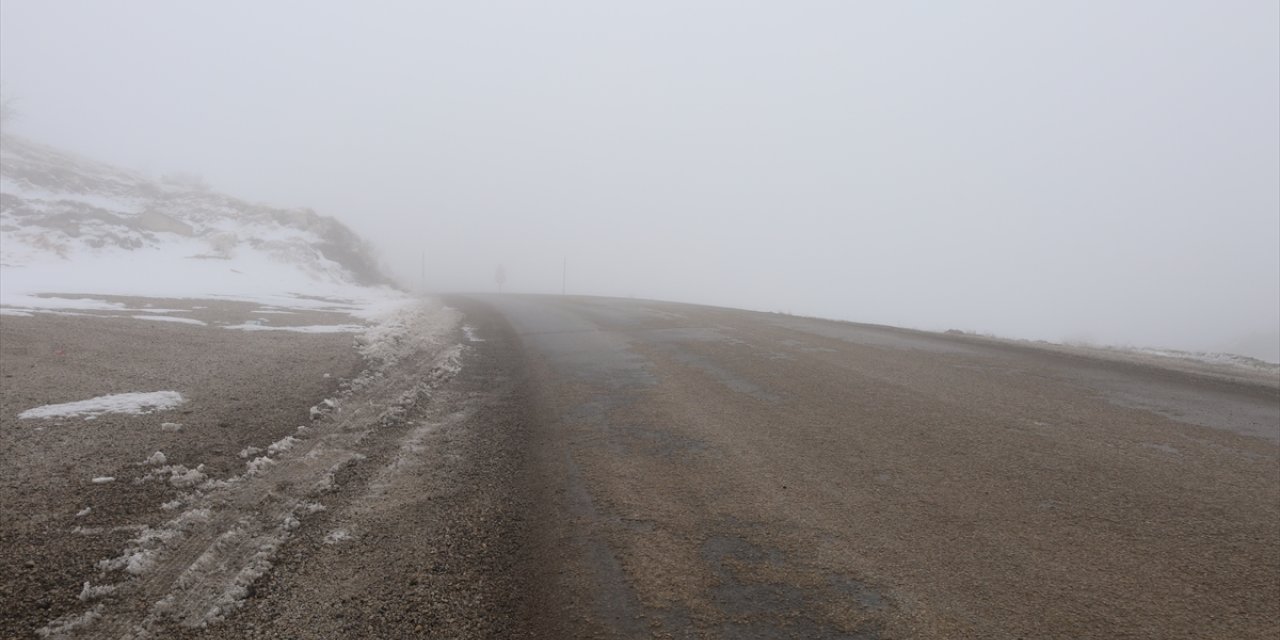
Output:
(0, 242), (411, 315)
(245, 456), (276, 476)
(462, 325), (485, 342)
(160, 422), (184, 432)
(224, 322), (364, 333)
(310, 399), (336, 420)
(19, 391), (186, 420)
(91, 477), (115, 484)
(1, 133), (417, 324)
(78, 582), (118, 602)
(37, 605), (103, 638)
(148, 464), (208, 489)
(131, 315), (207, 326)
(266, 435), (299, 456)
(1130, 347), (1279, 370)
(145, 451), (168, 465)
(95, 506), (210, 577)
(323, 529), (352, 544)
(0, 295), (125, 311)
(76, 507), (92, 517)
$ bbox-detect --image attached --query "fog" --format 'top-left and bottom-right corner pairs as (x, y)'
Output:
(3, 1), (1277, 359)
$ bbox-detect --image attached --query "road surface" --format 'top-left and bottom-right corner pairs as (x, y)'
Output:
(465, 294), (1279, 639)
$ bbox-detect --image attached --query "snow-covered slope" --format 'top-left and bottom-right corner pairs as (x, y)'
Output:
(0, 134), (398, 311)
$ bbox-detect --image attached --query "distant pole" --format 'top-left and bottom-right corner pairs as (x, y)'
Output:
(562, 256), (566, 296)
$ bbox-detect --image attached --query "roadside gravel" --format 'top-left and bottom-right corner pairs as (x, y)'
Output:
(1, 301), (363, 638)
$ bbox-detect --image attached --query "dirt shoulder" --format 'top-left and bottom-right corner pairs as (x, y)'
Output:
(0, 302), (364, 638)
(171, 295), (538, 639)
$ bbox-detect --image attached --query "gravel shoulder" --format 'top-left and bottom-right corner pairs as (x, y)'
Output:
(179, 295), (539, 639)
(0, 296), (515, 639)
(1, 301), (364, 638)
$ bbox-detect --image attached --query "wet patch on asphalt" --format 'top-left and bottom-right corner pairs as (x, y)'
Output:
(700, 533), (888, 639)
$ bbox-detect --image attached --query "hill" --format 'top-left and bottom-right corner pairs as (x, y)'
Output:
(0, 134), (397, 312)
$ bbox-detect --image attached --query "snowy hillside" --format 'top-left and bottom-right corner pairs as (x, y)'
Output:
(0, 134), (398, 312)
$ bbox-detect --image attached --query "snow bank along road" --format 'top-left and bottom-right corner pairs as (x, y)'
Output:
(3, 294), (1277, 638)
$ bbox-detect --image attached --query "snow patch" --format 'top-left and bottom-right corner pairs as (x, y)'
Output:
(266, 435), (299, 456)
(144, 451), (167, 466)
(2, 295), (126, 312)
(323, 529), (352, 544)
(198, 478), (233, 491)
(78, 582), (118, 602)
(144, 464), (208, 489)
(97, 508), (212, 576)
(224, 323), (364, 333)
(36, 605), (103, 638)
(19, 391), (185, 420)
(244, 456), (276, 476)
(1129, 346), (1280, 370)
(131, 314), (207, 326)
(91, 477), (115, 484)
(309, 398), (337, 420)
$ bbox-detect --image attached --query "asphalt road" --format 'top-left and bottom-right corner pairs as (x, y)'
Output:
(464, 294), (1279, 639)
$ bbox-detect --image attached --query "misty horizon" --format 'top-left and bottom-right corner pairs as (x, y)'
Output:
(2, 1), (1277, 360)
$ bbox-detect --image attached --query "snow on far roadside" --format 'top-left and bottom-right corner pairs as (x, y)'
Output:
(131, 315), (207, 326)
(1128, 346), (1280, 370)
(0, 294), (126, 311)
(19, 391), (186, 420)
(224, 322), (364, 333)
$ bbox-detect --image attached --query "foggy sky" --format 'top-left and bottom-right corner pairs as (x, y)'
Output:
(2, 1), (1278, 359)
